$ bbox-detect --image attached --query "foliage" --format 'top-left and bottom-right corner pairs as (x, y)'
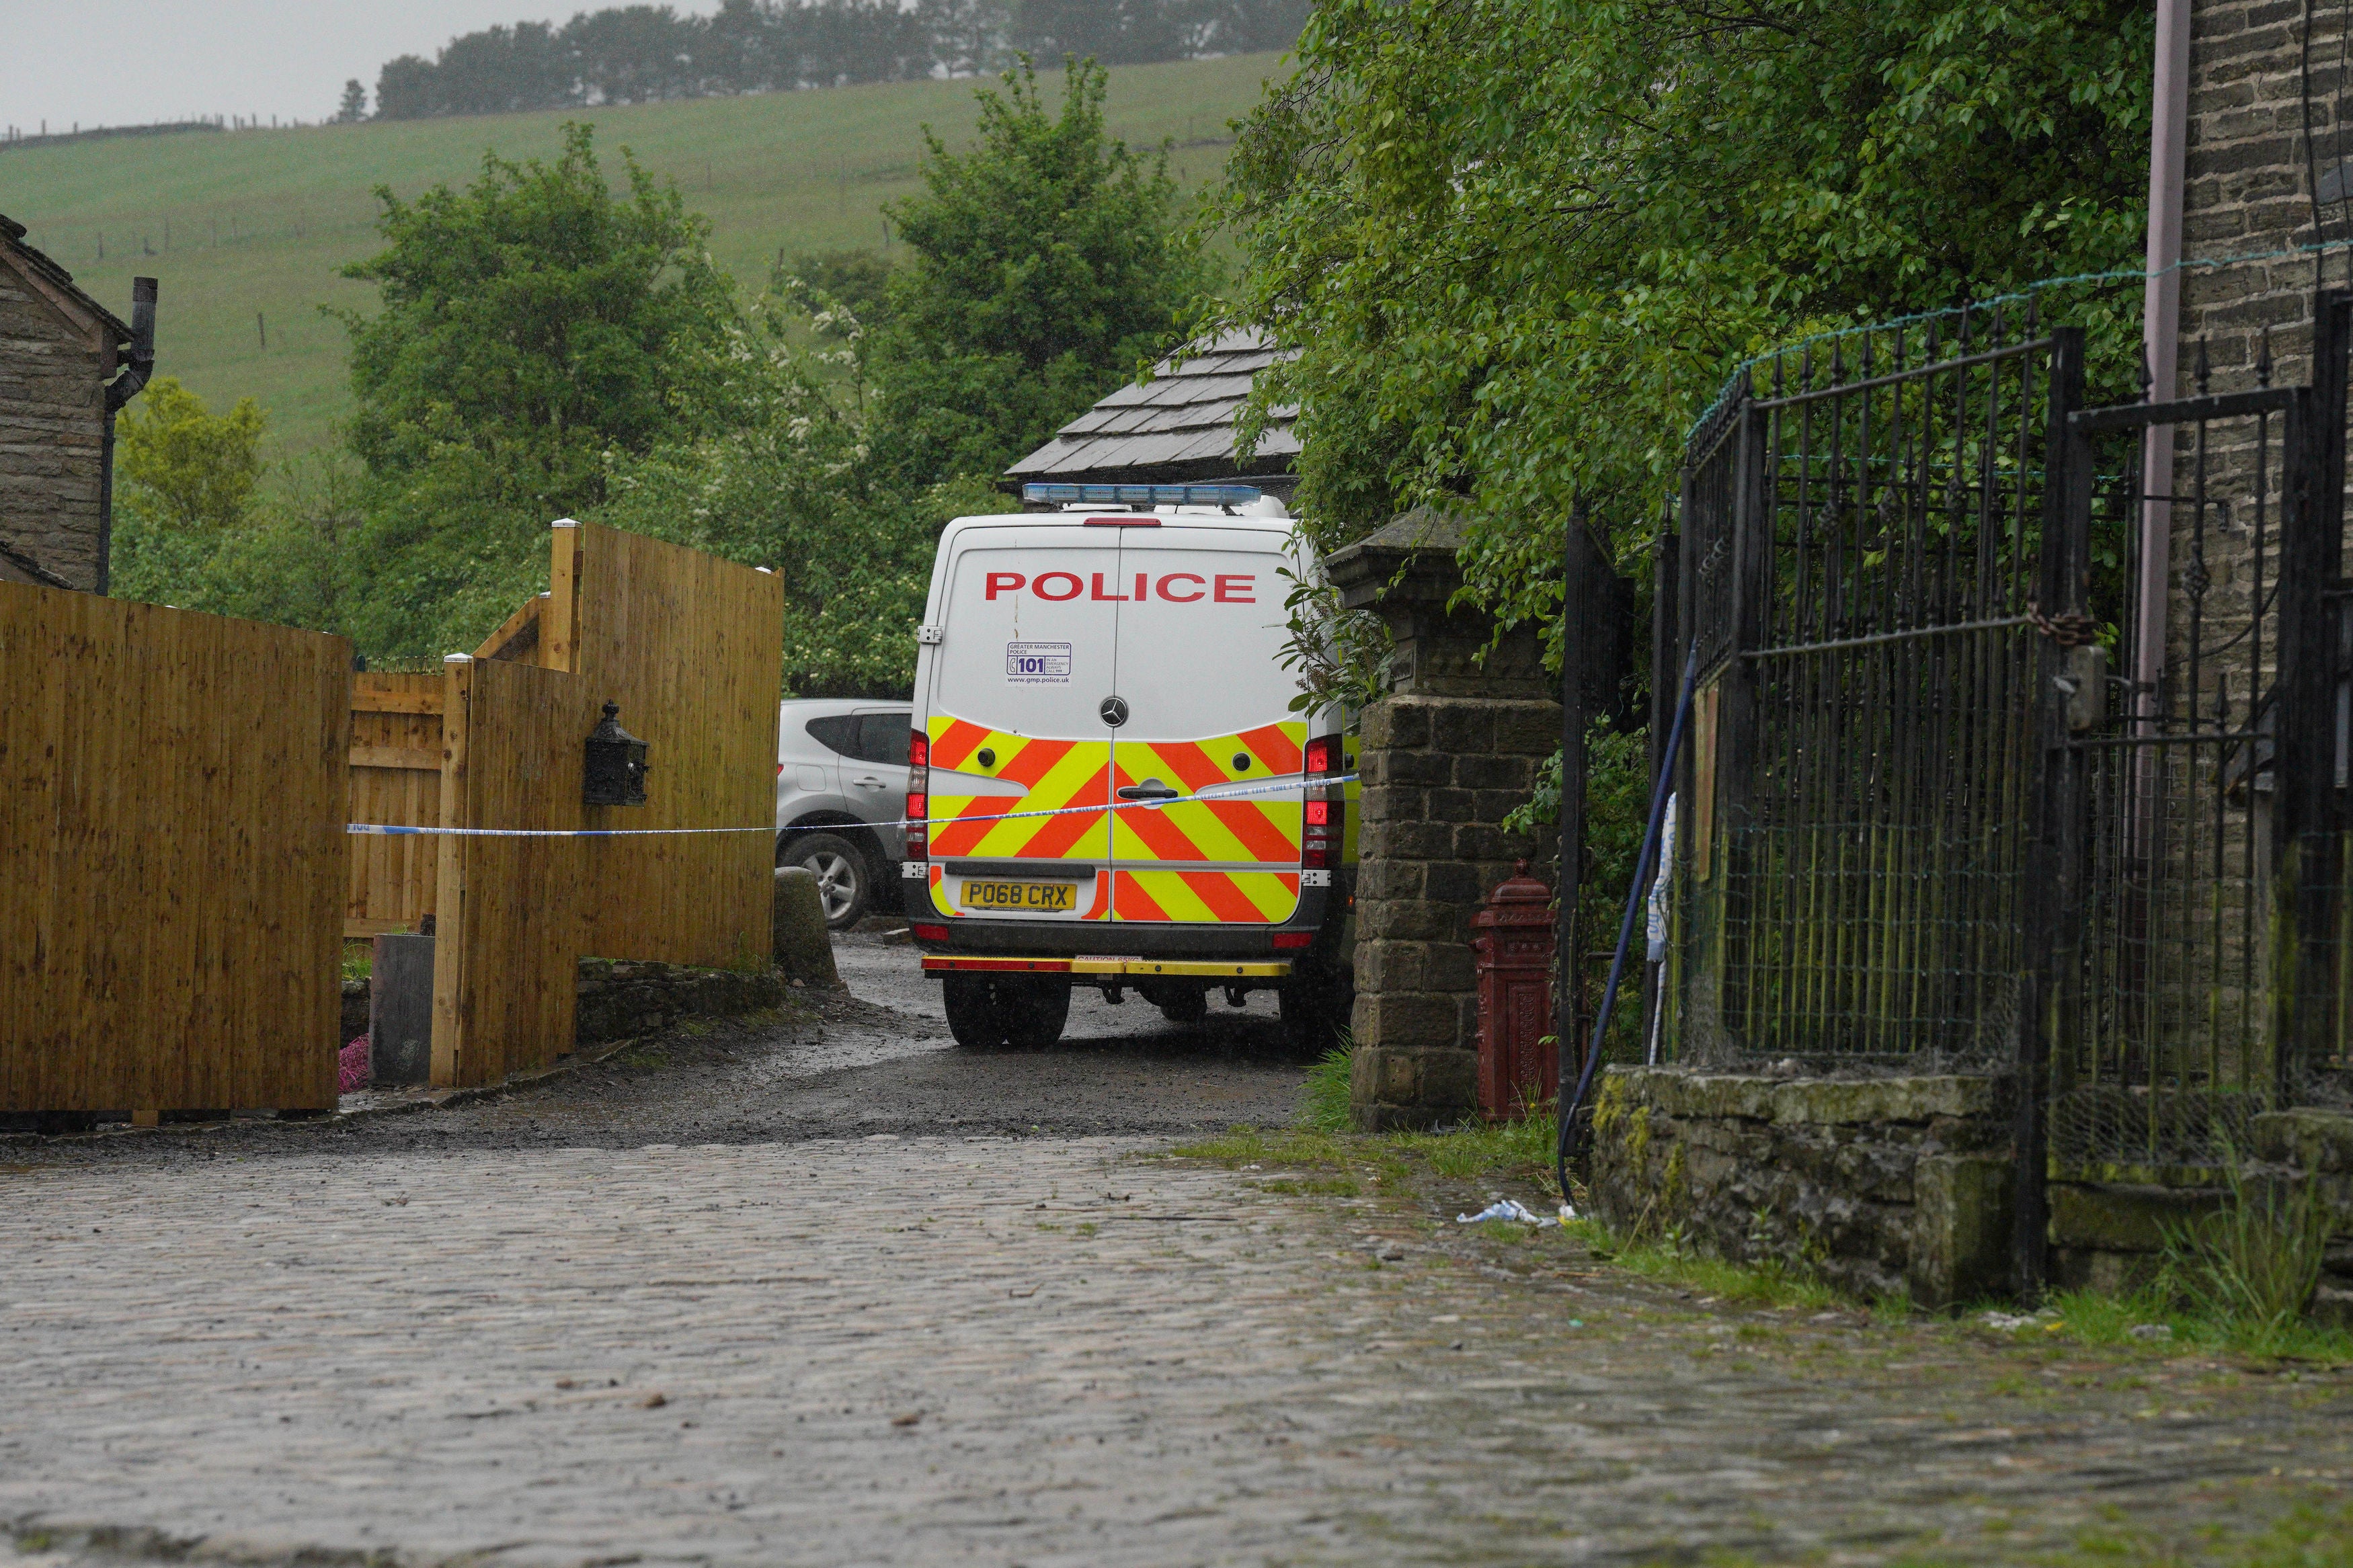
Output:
(779, 249), (898, 331)
(336, 79), (369, 124)
(1210, 0), (2154, 657)
(865, 56), (1217, 486)
(595, 280), (1019, 694)
(114, 377), (267, 534)
(332, 122), (739, 655)
(112, 449), (365, 636)
(2157, 1160), (2336, 1340)
(370, 0), (1308, 119)
(1298, 1044), (1355, 1132)
(338, 122), (735, 513)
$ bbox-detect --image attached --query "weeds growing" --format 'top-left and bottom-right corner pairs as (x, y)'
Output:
(2158, 1157), (2335, 1337)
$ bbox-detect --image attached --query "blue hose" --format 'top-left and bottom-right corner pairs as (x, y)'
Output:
(1555, 643), (1701, 1202)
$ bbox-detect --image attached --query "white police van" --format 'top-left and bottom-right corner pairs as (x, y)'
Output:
(904, 483), (1357, 1050)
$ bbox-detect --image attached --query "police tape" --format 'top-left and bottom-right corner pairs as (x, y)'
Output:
(347, 772), (1361, 837)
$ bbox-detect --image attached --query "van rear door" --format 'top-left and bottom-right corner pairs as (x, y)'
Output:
(923, 526), (1117, 922)
(1106, 525), (1305, 925)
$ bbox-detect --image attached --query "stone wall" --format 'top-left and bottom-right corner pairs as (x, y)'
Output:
(573, 958), (790, 1044)
(0, 247), (106, 592)
(1350, 694), (1558, 1128)
(1328, 508), (1584, 1130)
(1587, 1066), (2016, 1307)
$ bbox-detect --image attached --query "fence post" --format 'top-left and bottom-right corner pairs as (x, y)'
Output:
(1557, 514), (1591, 1103)
(2272, 291), (2351, 1103)
(1642, 520), (1682, 1058)
(2012, 326), (2087, 1298)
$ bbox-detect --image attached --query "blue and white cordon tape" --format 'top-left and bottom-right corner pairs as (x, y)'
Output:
(346, 770), (1359, 837)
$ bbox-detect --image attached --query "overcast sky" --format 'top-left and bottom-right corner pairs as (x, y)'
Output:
(1, 0), (729, 134)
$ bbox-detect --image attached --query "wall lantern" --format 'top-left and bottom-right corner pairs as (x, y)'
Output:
(584, 700), (649, 807)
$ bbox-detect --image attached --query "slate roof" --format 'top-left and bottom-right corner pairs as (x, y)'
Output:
(0, 214), (133, 345)
(1006, 328), (1300, 485)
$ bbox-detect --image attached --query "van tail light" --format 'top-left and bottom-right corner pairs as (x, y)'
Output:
(908, 730), (930, 858)
(1302, 798), (1343, 868)
(1272, 931), (1316, 950)
(913, 923), (950, 943)
(1302, 733), (1343, 868)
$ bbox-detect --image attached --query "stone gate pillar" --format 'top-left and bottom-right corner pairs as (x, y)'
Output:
(1327, 508), (1560, 1130)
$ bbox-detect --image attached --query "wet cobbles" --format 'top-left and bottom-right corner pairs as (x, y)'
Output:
(2, 1134), (2350, 1566)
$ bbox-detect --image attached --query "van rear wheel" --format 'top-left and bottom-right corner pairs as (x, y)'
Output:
(1155, 987), (1208, 1026)
(1278, 958), (1354, 1054)
(943, 975), (1070, 1050)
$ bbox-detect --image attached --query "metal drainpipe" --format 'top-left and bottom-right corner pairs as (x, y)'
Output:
(96, 276), (157, 597)
(2134, 0), (2191, 734)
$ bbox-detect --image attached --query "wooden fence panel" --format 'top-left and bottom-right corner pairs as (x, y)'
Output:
(347, 672), (443, 936)
(428, 523), (784, 1087)
(570, 525), (784, 970)
(0, 582), (347, 1113)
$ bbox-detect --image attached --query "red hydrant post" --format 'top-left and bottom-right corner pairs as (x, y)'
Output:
(1472, 860), (1558, 1121)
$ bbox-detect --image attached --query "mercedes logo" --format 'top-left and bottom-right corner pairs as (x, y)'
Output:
(1099, 695), (1129, 728)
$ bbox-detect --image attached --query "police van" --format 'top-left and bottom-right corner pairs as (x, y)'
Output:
(904, 483), (1357, 1050)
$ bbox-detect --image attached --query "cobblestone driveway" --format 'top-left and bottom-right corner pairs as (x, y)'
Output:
(3, 942), (2350, 1565)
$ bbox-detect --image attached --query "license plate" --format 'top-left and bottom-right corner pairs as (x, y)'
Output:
(962, 880), (1076, 912)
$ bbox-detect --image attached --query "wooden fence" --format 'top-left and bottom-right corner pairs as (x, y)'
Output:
(347, 671), (443, 937)
(0, 582), (348, 1116)
(429, 522), (784, 1087)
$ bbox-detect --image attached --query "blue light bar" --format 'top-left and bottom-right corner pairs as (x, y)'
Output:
(1021, 482), (1265, 508)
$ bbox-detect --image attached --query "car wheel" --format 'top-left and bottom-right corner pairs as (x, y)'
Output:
(787, 833), (869, 929)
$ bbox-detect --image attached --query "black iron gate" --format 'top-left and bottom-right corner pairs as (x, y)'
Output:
(1663, 289), (2353, 1290)
(1668, 307), (2072, 1073)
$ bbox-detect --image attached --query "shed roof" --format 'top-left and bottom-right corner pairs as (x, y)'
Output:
(0, 214), (134, 347)
(1006, 328), (1299, 485)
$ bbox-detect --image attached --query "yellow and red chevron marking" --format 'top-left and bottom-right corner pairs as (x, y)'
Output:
(925, 716), (1111, 864)
(1109, 721), (1306, 871)
(926, 714), (1113, 921)
(1113, 870), (1302, 924)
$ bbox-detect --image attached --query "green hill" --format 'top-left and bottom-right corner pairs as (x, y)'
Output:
(0, 53), (1280, 464)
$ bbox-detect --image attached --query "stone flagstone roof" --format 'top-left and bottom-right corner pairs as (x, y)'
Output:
(1006, 328), (1299, 485)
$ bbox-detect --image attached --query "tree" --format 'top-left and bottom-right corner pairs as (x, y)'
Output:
(115, 377), (267, 533)
(334, 122), (736, 656)
(865, 55), (1215, 485)
(335, 79), (368, 123)
(1212, 0), (2153, 641)
(373, 54), (437, 119)
(110, 384), (359, 639)
(337, 122), (734, 511)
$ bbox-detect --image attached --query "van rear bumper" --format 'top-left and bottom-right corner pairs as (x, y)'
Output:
(904, 875), (1338, 961)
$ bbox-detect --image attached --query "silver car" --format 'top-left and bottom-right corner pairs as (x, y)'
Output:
(776, 698), (913, 928)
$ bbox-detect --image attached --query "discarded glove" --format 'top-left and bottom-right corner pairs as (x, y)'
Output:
(1456, 1198), (1558, 1227)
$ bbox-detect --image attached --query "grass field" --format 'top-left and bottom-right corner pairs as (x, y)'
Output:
(0, 53), (1283, 462)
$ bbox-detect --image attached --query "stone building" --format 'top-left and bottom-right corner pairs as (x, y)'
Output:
(0, 214), (154, 593)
